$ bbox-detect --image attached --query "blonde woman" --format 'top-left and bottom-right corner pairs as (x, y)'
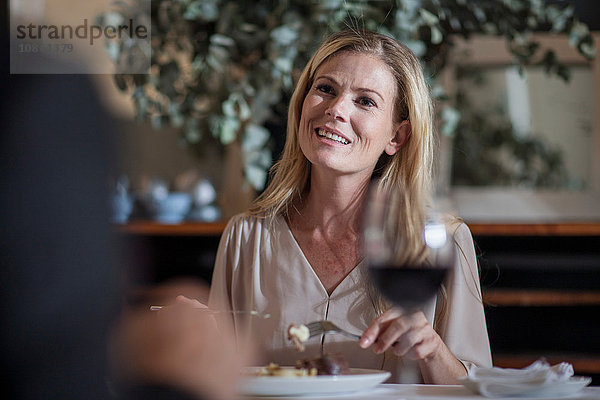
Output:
(208, 30), (491, 383)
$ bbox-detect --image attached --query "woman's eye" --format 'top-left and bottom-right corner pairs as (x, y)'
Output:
(315, 83), (334, 94)
(358, 97), (376, 107)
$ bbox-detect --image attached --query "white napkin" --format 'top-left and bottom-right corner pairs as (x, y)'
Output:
(466, 359), (574, 397)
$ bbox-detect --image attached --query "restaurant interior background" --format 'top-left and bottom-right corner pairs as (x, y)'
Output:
(24, 0), (600, 385)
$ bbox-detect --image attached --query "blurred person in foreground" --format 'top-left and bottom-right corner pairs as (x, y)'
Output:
(207, 30), (492, 384)
(111, 286), (251, 400)
(0, 11), (250, 398)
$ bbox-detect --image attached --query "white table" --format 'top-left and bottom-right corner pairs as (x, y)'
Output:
(245, 383), (600, 400)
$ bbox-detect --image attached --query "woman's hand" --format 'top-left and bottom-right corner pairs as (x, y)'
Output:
(173, 294), (209, 309)
(359, 307), (466, 384)
(359, 308), (441, 359)
(111, 288), (253, 400)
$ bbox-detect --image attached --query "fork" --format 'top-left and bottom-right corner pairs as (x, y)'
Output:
(149, 306), (270, 319)
(305, 320), (361, 340)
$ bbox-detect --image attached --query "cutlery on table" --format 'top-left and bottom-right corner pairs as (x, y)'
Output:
(149, 306), (270, 319)
(305, 320), (399, 347)
(305, 320), (361, 340)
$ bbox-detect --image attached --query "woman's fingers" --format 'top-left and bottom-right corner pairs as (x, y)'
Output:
(389, 325), (424, 357)
(360, 307), (403, 348)
(363, 309), (440, 359)
(404, 334), (439, 360)
(174, 294), (208, 308)
(373, 314), (416, 353)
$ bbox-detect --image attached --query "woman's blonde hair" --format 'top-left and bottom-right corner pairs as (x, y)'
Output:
(251, 29), (434, 245)
(249, 29), (441, 316)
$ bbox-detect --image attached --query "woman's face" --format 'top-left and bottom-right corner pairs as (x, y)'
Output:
(298, 51), (407, 178)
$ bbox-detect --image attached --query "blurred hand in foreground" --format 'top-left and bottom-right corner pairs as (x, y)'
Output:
(111, 283), (253, 400)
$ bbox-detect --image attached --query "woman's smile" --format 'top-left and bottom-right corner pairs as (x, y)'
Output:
(298, 51), (403, 177)
(315, 126), (350, 145)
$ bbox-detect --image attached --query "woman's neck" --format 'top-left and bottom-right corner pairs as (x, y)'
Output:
(292, 169), (371, 234)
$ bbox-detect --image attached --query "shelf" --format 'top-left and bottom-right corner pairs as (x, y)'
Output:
(116, 221), (600, 236)
(483, 289), (600, 307)
(116, 221), (228, 236)
(493, 354), (600, 374)
(468, 222), (600, 236)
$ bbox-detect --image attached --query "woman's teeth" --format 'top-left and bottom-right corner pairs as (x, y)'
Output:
(316, 128), (349, 144)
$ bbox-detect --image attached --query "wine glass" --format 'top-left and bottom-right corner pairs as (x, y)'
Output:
(362, 179), (455, 311)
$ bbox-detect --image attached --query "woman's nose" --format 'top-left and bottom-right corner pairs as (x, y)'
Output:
(325, 96), (350, 122)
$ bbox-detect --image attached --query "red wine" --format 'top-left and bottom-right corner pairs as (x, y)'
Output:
(368, 265), (449, 309)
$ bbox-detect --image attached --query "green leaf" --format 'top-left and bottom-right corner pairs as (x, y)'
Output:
(319, 0), (343, 11)
(242, 124), (270, 152)
(244, 148), (272, 191)
(245, 164), (267, 191)
(105, 42), (120, 62)
(103, 10), (124, 26)
(482, 22), (497, 35)
(556, 65), (571, 82)
(222, 98), (236, 118)
(441, 107), (460, 137)
(184, 0), (219, 22)
(405, 40), (426, 57)
(256, 148), (272, 168)
(569, 21), (589, 47)
(184, 123), (202, 144)
(580, 41), (596, 59)
(430, 26), (443, 45)
(431, 84), (446, 100)
(271, 25), (298, 46)
(395, 10), (417, 34)
(151, 114), (163, 129)
(403, 0), (421, 17)
(548, 5), (573, 33)
(210, 34), (235, 47)
(274, 57), (293, 73)
(218, 116), (240, 145)
(222, 94), (251, 121)
(169, 104), (185, 128)
(419, 9), (439, 26)
(472, 6), (486, 23)
(209, 45), (229, 64)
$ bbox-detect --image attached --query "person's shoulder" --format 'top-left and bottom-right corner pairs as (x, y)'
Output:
(223, 212), (275, 236)
(444, 216), (474, 244)
(226, 212), (266, 227)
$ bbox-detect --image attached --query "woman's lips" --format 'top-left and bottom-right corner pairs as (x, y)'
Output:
(315, 127), (350, 145)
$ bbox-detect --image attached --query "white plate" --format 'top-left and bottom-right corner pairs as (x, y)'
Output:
(459, 375), (592, 398)
(239, 367), (391, 396)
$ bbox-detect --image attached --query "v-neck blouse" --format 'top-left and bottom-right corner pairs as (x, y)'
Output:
(208, 213), (492, 382)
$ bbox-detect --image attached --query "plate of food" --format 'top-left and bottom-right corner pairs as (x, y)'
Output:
(239, 323), (389, 396)
(239, 363), (391, 396)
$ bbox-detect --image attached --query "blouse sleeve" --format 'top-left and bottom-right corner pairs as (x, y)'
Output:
(208, 215), (240, 312)
(435, 222), (493, 371)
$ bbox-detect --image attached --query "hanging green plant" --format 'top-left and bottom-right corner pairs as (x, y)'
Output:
(99, 0), (595, 191)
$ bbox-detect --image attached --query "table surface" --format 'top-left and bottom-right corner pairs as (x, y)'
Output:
(244, 383), (600, 400)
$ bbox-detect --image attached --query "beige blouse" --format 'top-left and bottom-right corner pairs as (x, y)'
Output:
(208, 213), (492, 382)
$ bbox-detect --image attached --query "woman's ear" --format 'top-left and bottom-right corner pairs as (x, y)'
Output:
(384, 120), (411, 156)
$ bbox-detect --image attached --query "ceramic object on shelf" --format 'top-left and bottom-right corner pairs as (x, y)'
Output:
(188, 204), (221, 222)
(109, 193), (134, 223)
(148, 192), (192, 224)
(193, 179), (217, 207)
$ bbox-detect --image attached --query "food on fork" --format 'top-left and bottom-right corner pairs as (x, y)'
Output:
(287, 323), (310, 352)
